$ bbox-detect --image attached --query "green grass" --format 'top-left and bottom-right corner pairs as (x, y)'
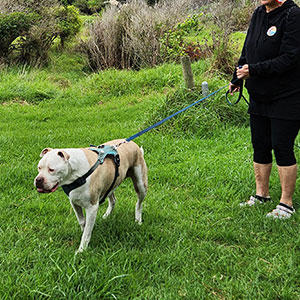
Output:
(0, 53), (299, 299)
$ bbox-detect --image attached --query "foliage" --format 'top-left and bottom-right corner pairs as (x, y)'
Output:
(81, 0), (201, 70)
(0, 0), (83, 66)
(0, 0), (60, 14)
(56, 5), (82, 48)
(0, 12), (37, 59)
(160, 14), (202, 61)
(0, 0), (61, 65)
(73, 0), (106, 14)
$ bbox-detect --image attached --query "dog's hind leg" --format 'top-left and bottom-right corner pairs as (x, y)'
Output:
(132, 164), (148, 225)
(102, 192), (116, 219)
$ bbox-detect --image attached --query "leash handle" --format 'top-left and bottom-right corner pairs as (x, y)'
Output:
(226, 68), (249, 105)
(225, 85), (248, 106)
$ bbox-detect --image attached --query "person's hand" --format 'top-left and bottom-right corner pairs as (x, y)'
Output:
(229, 82), (240, 95)
(236, 64), (250, 79)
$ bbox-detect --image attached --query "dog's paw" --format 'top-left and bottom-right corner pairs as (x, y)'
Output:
(102, 213), (109, 219)
(135, 219), (142, 225)
(75, 248), (84, 255)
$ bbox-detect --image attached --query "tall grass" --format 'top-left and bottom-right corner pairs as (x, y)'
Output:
(81, 0), (204, 70)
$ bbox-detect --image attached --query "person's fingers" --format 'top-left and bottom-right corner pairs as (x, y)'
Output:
(229, 86), (240, 95)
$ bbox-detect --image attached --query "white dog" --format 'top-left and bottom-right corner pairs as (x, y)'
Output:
(34, 139), (148, 253)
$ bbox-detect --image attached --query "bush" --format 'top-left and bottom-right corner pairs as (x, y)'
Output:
(56, 5), (82, 48)
(81, 0), (204, 70)
(0, 0), (82, 66)
(17, 25), (58, 66)
(0, 0), (61, 65)
(73, 0), (106, 14)
(160, 14), (203, 62)
(145, 85), (248, 138)
(0, 12), (37, 59)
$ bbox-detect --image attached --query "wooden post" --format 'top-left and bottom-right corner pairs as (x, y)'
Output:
(181, 56), (195, 90)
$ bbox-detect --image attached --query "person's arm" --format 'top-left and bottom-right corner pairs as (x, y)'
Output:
(230, 8), (258, 90)
(231, 44), (247, 84)
(249, 8), (300, 77)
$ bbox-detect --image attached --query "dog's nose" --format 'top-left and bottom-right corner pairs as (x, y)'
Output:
(35, 176), (44, 188)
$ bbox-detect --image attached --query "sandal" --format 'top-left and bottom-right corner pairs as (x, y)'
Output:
(266, 203), (295, 219)
(240, 195), (271, 207)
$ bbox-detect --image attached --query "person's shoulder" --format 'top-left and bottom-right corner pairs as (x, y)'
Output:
(252, 5), (264, 17)
(287, 4), (300, 22)
(291, 4), (300, 15)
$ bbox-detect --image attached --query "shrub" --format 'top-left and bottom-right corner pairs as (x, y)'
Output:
(0, 0), (78, 66)
(160, 14), (203, 62)
(81, 0), (204, 70)
(73, 0), (106, 14)
(0, 12), (37, 59)
(14, 4), (60, 66)
(17, 23), (58, 66)
(0, 0), (59, 14)
(56, 5), (82, 48)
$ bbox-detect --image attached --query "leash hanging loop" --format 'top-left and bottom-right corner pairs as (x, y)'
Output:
(225, 86), (248, 106)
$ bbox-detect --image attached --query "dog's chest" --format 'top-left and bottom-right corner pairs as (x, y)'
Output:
(69, 186), (93, 208)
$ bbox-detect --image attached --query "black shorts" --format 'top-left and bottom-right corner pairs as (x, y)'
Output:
(250, 114), (300, 166)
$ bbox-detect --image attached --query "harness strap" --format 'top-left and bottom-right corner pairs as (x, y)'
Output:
(61, 145), (120, 203)
(99, 154), (120, 204)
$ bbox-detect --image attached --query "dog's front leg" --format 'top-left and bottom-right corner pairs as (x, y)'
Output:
(70, 201), (85, 231)
(76, 202), (99, 253)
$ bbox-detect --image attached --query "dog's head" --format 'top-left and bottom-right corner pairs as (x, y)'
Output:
(34, 148), (70, 193)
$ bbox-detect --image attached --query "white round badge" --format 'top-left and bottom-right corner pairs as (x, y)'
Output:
(267, 26), (277, 37)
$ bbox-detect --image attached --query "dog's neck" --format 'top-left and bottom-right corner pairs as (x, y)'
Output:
(59, 149), (92, 186)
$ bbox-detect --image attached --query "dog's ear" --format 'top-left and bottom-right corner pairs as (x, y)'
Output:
(40, 148), (53, 157)
(57, 150), (70, 161)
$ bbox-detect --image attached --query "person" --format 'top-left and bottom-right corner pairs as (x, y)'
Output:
(229, 0), (300, 219)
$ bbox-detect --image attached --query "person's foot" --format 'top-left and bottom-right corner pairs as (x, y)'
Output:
(266, 203), (295, 219)
(240, 195), (271, 207)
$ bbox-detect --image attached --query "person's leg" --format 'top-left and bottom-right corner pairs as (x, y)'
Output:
(277, 165), (297, 207)
(241, 114), (273, 206)
(253, 162), (272, 197)
(267, 118), (300, 218)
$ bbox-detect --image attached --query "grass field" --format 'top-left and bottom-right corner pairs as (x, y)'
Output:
(0, 52), (299, 299)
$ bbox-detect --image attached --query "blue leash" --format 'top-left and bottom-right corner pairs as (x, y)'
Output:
(125, 83), (230, 142)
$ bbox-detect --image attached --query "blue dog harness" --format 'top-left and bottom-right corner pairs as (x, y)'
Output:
(61, 145), (120, 204)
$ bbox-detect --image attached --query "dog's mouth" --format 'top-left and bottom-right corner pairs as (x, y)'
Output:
(37, 182), (59, 193)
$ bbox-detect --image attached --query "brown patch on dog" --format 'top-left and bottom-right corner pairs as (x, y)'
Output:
(40, 148), (53, 157)
(81, 140), (147, 206)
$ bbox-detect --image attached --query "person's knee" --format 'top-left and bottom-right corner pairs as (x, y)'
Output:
(253, 143), (272, 164)
(273, 142), (296, 166)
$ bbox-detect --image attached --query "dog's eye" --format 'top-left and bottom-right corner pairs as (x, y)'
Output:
(48, 168), (55, 173)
